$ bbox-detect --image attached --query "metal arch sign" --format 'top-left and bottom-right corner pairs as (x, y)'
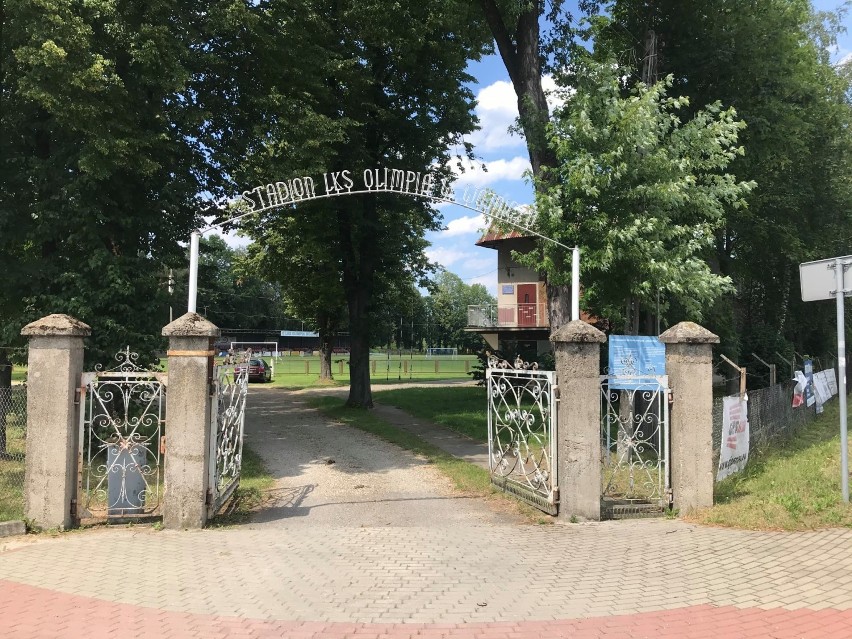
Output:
(188, 165), (580, 323)
(203, 166), (567, 250)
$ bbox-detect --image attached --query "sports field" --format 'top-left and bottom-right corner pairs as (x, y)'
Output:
(262, 352), (477, 386)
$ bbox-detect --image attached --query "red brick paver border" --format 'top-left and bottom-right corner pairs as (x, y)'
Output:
(1, 579), (849, 639)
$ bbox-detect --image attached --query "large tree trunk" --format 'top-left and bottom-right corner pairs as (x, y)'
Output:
(479, 1), (567, 331)
(318, 316), (334, 381)
(339, 199), (377, 409)
(346, 288), (373, 407)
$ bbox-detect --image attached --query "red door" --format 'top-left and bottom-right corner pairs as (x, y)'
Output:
(517, 284), (537, 327)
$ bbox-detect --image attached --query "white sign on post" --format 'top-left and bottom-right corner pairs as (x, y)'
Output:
(800, 255), (851, 502)
(800, 256), (852, 301)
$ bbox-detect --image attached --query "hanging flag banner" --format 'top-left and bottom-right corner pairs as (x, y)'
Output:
(717, 395), (750, 482)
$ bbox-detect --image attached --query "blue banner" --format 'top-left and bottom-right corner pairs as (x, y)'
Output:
(608, 335), (666, 390)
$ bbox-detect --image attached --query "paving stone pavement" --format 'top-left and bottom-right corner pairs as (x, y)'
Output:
(2, 387), (852, 638)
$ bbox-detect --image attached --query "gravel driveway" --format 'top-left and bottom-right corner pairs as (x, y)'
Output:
(243, 387), (518, 528)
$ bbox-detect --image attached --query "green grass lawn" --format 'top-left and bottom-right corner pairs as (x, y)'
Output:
(265, 354), (476, 389)
(209, 445), (276, 525)
(374, 385), (488, 440)
(689, 395), (852, 530)
(0, 412), (27, 522)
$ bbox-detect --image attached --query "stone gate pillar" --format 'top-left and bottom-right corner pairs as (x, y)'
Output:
(659, 321), (719, 513)
(21, 314), (91, 530)
(162, 312), (219, 529)
(551, 320), (606, 521)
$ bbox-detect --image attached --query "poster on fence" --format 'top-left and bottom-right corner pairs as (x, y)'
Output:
(717, 395), (750, 482)
(826, 368), (838, 397)
(813, 371), (832, 414)
(804, 359), (816, 407)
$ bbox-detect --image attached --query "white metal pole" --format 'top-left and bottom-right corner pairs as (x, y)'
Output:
(835, 257), (849, 503)
(571, 246), (580, 322)
(168, 268), (174, 324)
(188, 230), (200, 313)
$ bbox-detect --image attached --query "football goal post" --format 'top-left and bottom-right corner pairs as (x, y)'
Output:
(229, 341), (279, 379)
(425, 347), (458, 359)
(229, 341), (280, 358)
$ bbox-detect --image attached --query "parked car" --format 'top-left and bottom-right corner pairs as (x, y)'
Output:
(235, 358), (272, 383)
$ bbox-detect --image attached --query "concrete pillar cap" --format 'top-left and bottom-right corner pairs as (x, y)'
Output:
(550, 320), (607, 344)
(163, 312), (220, 338)
(21, 314), (91, 337)
(659, 321), (719, 344)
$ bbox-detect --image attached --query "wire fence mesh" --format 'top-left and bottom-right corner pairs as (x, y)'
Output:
(712, 381), (824, 469)
(0, 385), (27, 522)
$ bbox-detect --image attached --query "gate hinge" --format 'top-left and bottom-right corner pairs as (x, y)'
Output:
(205, 489), (212, 506)
(70, 498), (77, 519)
(553, 386), (560, 400)
(74, 387), (82, 406)
(159, 436), (166, 455)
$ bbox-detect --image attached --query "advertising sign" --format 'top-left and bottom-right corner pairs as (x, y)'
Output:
(608, 335), (666, 390)
(717, 395), (750, 482)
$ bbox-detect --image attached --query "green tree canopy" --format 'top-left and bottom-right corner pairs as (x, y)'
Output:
(524, 60), (755, 331)
(597, 0), (852, 357)
(427, 270), (495, 352)
(1, 0), (220, 364)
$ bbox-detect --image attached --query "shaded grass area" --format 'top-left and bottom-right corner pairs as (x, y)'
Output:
(211, 445), (276, 526)
(0, 456), (24, 522)
(0, 416), (26, 522)
(688, 397), (852, 530)
(373, 386), (487, 441)
(307, 395), (549, 523)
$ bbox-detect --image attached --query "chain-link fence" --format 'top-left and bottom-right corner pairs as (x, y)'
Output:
(0, 386), (27, 522)
(712, 381), (818, 468)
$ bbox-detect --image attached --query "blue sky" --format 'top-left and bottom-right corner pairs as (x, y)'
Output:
(425, 0), (852, 296)
(221, 2), (851, 297)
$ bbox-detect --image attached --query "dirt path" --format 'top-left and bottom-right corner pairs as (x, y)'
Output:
(243, 387), (519, 528)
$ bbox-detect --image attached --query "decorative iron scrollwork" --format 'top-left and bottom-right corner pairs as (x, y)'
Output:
(487, 365), (556, 512)
(80, 347), (166, 519)
(600, 377), (669, 504)
(486, 352), (539, 371)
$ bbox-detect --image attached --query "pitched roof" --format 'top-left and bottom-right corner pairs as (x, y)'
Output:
(475, 227), (532, 249)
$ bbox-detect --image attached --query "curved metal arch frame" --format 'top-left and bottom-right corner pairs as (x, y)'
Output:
(188, 185), (574, 313)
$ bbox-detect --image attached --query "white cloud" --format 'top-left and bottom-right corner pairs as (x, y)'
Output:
(461, 256), (495, 272)
(469, 80), (524, 152)
(216, 229), (252, 249)
(425, 246), (466, 268)
(466, 274), (498, 296)
(443, 214), (486, 237)
(838, 51), (852, 67)
(452, 156), (531, 188)
(468, 76), (565, 153)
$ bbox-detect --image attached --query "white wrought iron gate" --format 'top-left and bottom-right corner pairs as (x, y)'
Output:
(600, 375), (670, 518)
(77, 347), (166, 521)
(207, 362), (249, 516)
(486, 356), (558, 515)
